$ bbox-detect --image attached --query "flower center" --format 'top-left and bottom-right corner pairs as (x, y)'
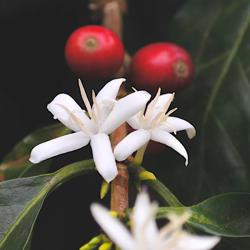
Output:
(141, 89), (177, 129)
(78, 79), (102, 131)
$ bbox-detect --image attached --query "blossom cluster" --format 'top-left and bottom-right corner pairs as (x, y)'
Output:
(29, 79), (219, 250)
(29, 78), (196, 183)
(91, 192), (220, 250)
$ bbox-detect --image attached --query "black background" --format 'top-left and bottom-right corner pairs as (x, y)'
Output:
(0, 0), (185, 249)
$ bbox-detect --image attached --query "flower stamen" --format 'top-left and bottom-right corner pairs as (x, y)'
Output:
(92, 90), (101, 125)
(165, 107), (178, 117)
(78, 79), (93, 118)
(161, 93), (175, 116)
(56, 103), (92, 137)
(158, 212), (191, 240)
(145, 88), (161, 119)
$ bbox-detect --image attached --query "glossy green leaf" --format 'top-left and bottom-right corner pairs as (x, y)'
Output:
(167, 0), (250, 198)
(0, 159), (95, 250)
(158, 193), (250, 237)
(0, 123), (70, 180)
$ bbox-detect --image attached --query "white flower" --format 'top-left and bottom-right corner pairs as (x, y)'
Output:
(91, 192), (220, 250)
(114, 89), (196, 165)
(29, 78), (151, 182)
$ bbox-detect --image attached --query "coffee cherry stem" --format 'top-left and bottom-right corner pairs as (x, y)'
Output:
(98, 0), (130, 213)
(103, 1), (123, 39)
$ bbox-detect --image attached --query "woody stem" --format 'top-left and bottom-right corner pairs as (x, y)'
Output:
(98, 0), (129, 213)
(110, 121), (129, 212)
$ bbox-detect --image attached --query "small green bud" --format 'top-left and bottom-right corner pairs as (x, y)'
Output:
(79, 244), (92, 250)
(79, 235), (102, 250)
(134, 143), (148, 165)
(98, 242), (112, 250)
(139, 170), (156, 181)
(100, 180), (110, 199)
(109, 210), (119, 218)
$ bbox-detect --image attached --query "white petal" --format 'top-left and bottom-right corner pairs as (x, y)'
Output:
(176, 234), (220, 250)
(47, 94), (92, 132)
(90, 133), (118, 182)
(96, 78), (125, 103)
(94, 99), (116, 125)
(146, 93), (174, 124)
(114, 129), (150, 161)
(161, 116), (196, 139)
(151, 128), (189, 166)
(91, 204), (135, 250)
(154, 94), (173, 112)
(127, 114), (141, 129)
(132, 192), (159, 244)
(29, 132), (90, 163)
(102, 91), (151, 134)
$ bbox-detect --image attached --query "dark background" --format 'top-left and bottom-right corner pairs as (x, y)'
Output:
(0, 0), (186, 249)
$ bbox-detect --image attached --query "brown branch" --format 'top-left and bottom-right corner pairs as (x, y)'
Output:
(103, 1), (123, 39)
(92, 0), (129, 213)
(110, 122), (129, 213)
(110, 163), (129, 213)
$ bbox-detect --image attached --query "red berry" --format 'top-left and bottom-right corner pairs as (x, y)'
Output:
(129, 42), (194, 92)
(65, 25), (124, 80)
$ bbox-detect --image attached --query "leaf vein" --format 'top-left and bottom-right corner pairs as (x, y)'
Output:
(203, 9), (250, 125)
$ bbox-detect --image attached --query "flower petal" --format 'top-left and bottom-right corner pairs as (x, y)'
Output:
(114, 129), (151, 161)
(127, 114), (142, 130)
(91, 204), (135, 250)
(47, 94), (92, 132)
(153, 93), (173, 112)
(29, 132), (90, 163)
(96, 78), (125, 103)
(90, 133), (118, 182)
(161, 116), (196, 139)
(146, 93), (174, 124)
(102, 91), (151, 134)
(151, 128), (188, 166)
(176, 234), (220, 250)
(132, 192), (159, 245)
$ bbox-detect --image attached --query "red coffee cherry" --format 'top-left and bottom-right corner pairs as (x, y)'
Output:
(65, 25), (125, 80)
(130, 42), (194, 92)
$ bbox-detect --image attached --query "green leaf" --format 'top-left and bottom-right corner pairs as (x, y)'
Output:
(0, 123), (70, 180)
(158, 193), (250, 237)
(0, 159), (95, 250)
(167, 0), (250, 198)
